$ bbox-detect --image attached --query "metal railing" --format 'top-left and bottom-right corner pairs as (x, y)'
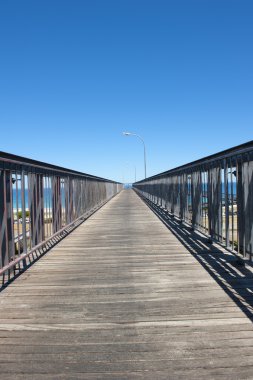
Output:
(0, 151), (122, 277)
(133, 140), (253, 261)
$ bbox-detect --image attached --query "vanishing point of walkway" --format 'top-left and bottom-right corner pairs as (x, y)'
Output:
(1, 190), (253, 379)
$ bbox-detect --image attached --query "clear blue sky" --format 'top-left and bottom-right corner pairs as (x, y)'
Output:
(0, 0), (252, 182)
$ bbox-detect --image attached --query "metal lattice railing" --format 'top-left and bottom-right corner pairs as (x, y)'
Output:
(0, 151), (122, 276)
(133, 140), (253, 261)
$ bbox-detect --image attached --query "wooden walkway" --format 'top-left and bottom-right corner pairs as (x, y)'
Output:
(1, 190), (253, 379)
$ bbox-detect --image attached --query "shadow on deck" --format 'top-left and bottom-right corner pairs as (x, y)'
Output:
(138, 192), (253, 323)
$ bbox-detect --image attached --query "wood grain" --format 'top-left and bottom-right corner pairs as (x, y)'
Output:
(0, 189), (253, 379)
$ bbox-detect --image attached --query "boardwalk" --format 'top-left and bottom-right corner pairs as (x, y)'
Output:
(1, 190), (253, 379)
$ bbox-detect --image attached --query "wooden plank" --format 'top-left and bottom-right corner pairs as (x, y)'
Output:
(0, 189), (253, 379)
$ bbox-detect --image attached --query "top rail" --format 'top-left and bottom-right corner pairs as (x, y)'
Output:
(136, 140), (253, 180)
(133, 140), (253, 260)
(0, 151), (123, 276)
(0, 151), (118, 182)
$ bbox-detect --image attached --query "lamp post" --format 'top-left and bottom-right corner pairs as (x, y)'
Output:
(122, 132), (147, 179)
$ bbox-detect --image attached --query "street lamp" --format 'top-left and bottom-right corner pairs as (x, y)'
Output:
(122, 132), (147, 179)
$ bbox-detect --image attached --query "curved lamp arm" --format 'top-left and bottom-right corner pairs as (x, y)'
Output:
(122, 132), (147, 179)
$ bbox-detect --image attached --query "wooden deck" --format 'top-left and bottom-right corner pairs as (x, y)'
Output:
(1, 189), (253, 379)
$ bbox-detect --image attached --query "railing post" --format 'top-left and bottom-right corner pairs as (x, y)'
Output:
(28, 173), (45, 247)
(207, 168), (212, 242)
(170, 176), (173, 214)
(192, 170), (202, 231)
(171, 176), (175, 216)
(208, 164), (221, 243)
(52, 176), (62, 233)
(237, 156), (244, 256)
(21, 170), (27, 258)
(0, 170), (14, 270)
(180, 173), (187, 223)
(241, 152), (253, 260)
(39, 174), (45, 243)
(224, 159), (230, 248)
(65, 176), (74, 224)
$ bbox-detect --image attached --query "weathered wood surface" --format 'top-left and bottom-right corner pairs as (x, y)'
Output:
(1, 189), (253, 379)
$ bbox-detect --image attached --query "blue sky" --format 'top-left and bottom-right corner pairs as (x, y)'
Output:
(0, 0), (252, 182)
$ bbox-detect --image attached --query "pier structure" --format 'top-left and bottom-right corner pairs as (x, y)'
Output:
(1, 142), (253, 378)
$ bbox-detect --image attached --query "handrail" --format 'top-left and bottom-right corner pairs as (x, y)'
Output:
(0, 152), (123, 277)
(133, 140), (253, 261)
(134, 140), (253, 181)
(0, 150), (118, 182)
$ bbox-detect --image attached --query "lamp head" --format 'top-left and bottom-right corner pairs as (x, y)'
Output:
(122, 132), (131, 136)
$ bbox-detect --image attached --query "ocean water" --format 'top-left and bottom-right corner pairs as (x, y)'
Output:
(12, 182), (237, 210)
(12, 188), (54, 210)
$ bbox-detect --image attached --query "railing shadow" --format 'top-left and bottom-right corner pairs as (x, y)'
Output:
(0, 195), (118, 293)
(138, 193), (253, 322)
(0, 218), (84, 293)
